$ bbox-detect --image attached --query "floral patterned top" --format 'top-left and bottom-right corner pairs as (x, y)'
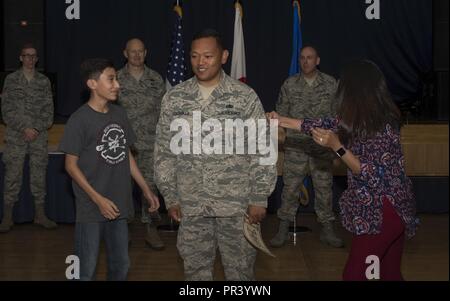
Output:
(301, 118), (418, 239)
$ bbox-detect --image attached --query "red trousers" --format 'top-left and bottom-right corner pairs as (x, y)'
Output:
(343, 198), (406, 281)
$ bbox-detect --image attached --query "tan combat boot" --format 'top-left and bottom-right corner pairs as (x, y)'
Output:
(320, 222), (344, 248)
(145, 224), (165, 250)
(269, 219), (290, 248)
(0, 204), (14, 233)
(34, 204), (58, 229)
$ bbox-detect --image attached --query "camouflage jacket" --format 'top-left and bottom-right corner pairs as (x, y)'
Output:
(117, 65), (165, 151)
(154, 71), (277, 217)
(1, 69), (53, 141)
(277, 71), (337, 159)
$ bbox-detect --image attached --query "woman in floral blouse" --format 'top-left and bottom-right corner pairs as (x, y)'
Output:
(268, 60), (418, 281)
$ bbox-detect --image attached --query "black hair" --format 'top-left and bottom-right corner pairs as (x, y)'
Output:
(192, 28), (225, 51)
(80, 58), (115, 85)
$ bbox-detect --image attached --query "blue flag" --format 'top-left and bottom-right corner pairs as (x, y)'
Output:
(289, 0), (303, 76)
(166, 4), (186, 89)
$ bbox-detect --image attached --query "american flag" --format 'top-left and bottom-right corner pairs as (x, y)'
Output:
(166, 3), (186, 89)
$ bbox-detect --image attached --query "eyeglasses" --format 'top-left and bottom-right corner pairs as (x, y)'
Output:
(21, 54), (38, 59)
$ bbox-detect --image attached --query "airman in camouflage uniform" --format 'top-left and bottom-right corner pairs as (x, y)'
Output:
(117, 38), (166, 250)
(154, 30), (277, 281)
(0, 45), (57, 233)
(270, 46), (344, 248)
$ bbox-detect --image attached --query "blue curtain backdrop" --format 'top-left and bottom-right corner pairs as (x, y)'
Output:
(45, 0), (432, 120)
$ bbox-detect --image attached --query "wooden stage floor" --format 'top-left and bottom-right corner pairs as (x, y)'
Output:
(0, 213), (448, 281)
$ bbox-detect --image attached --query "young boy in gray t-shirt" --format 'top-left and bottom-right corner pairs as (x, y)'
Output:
(59, 58), (160, 281)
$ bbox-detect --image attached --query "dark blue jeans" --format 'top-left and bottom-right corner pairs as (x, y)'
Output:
(75, 219), (129, 281)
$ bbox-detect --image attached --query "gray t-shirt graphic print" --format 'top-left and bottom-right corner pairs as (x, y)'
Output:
(59, 104), (137, 223)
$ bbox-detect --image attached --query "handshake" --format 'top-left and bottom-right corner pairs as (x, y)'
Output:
(265, 111), (303, 130)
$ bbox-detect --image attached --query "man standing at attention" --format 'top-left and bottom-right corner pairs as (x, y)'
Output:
(270, 45), (343, 248)
(1, 44), (57, 233)
(117, 38), (166, 250)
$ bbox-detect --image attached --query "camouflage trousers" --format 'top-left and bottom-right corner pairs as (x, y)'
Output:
(2, 134), (48, 206)
(128, 148), (159, 224)
(177, 216), (257, 281)
(278, 149), (335, 224)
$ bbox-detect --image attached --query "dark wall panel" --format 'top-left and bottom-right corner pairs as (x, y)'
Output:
(433, 0), (449, 71)
(433, 0), (449, 121)
(3, 0), (45, 71)
(0, 0), (4, 71)
(436, 71), (449, 120)
(41, 0), (431, 120)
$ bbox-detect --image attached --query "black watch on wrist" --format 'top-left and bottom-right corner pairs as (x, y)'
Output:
(335, 147), (346, 158)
